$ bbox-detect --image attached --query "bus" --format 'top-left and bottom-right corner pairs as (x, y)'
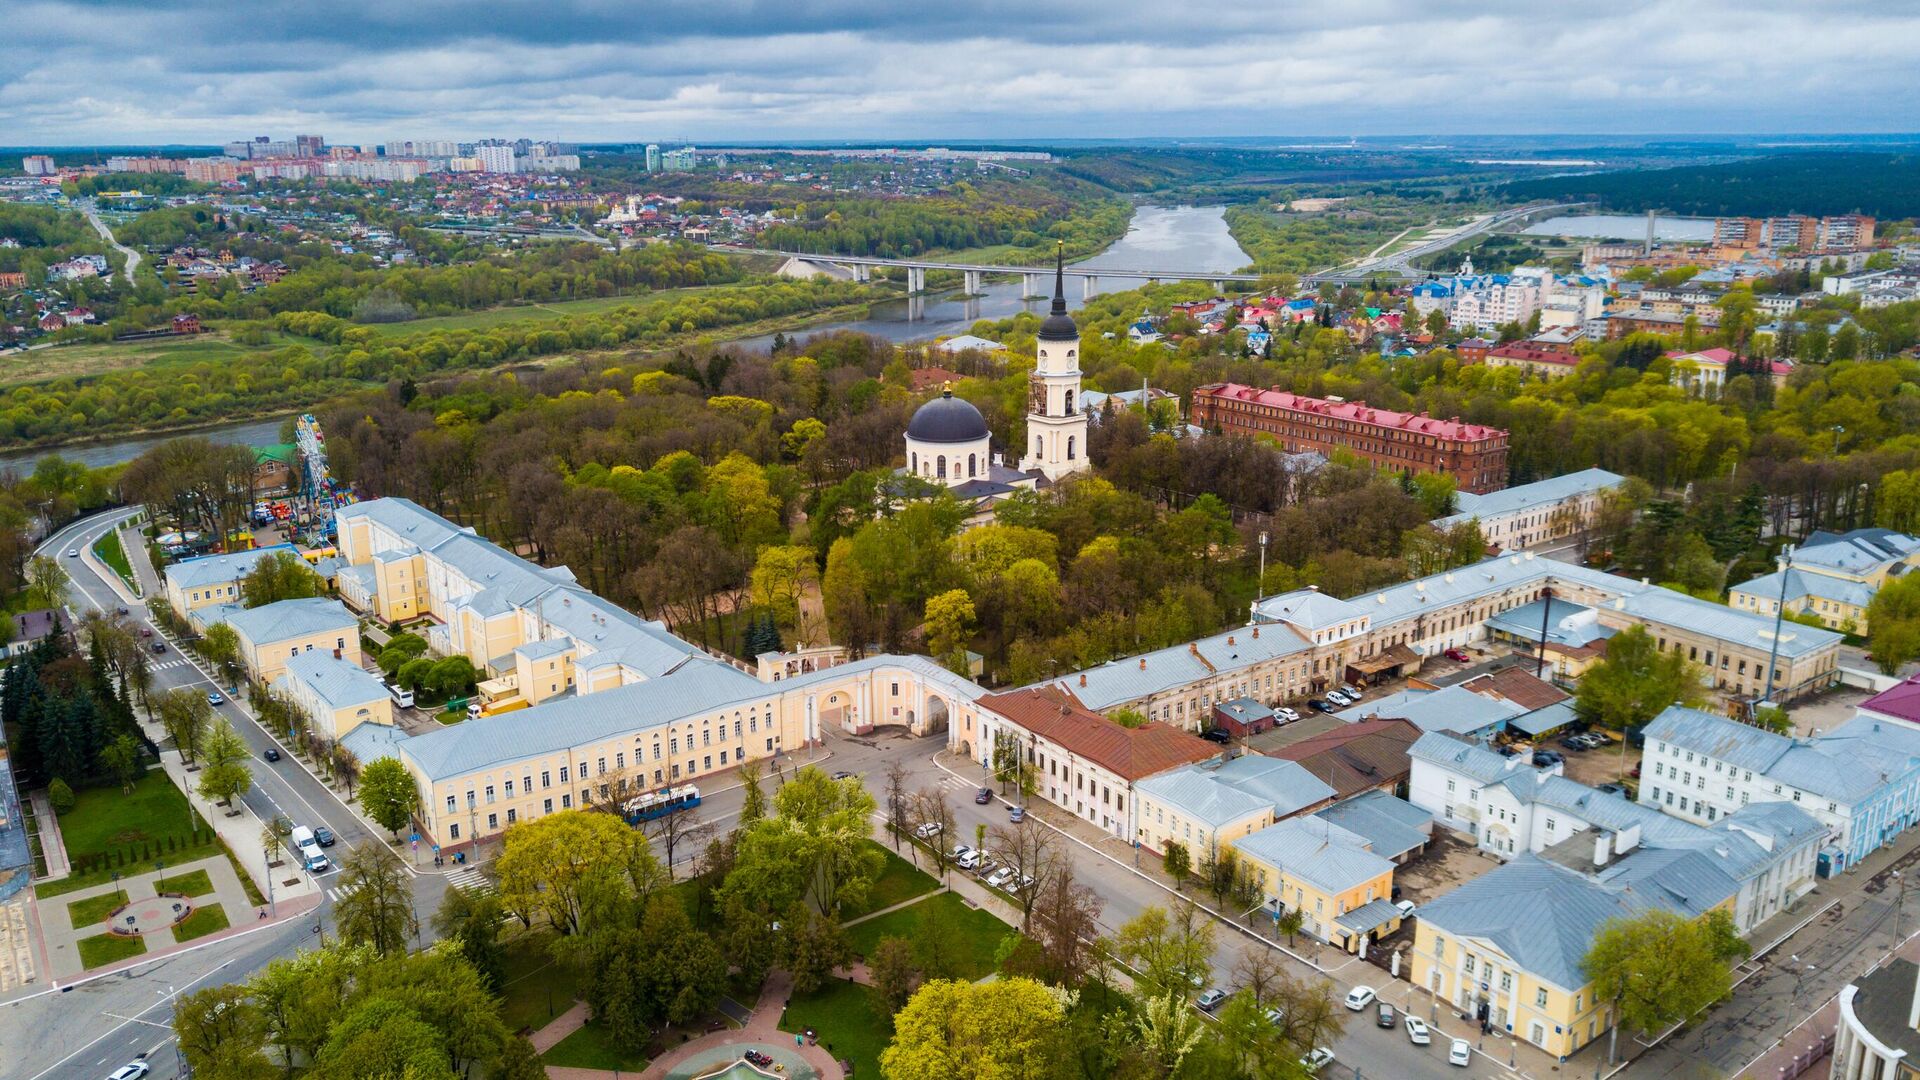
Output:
(623, 785), (701, 823)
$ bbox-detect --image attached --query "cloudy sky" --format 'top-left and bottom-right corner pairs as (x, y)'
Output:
(5, 0), (1918, 146)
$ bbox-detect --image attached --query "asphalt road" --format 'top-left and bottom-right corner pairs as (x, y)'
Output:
(78, 201), (141, 285)
(9, 508), (456, 1080)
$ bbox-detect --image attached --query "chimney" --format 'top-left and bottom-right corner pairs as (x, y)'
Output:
(1139, 657), (1147, 670)
(1615, 823), (1640, 854)
(1079, 673), (1087, 688)
(333, 648), (342, 659)
(1227, 635), (1236, 646)
(1593, 832), (1613, 868)
(1252, 627), (1259, 638)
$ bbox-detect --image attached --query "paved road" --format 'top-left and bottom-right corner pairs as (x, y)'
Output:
(1316, 202), (1591, 283)
(78, 201), (141, 284)
(7, 509), (459, 1080)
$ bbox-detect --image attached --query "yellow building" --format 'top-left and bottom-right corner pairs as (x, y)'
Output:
(1232, 816), (1403, 954)
(1730, 529), (1920, 635)
(221, 597), (362, 685)
(274, 651), (393, 741)
(163, 544), (302, 618)
(1134, 757), (1338, 857)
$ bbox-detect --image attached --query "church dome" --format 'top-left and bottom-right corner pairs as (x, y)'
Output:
(1038, 247), (1078, 342)
(906, 389), (990, 443)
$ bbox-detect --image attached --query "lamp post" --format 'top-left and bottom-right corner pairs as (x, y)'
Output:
(1254, 531), (1270, 620)
(264, 847), (275, 919)
(160, 985), (187, 1078)
(1760, 544), (1795, 717)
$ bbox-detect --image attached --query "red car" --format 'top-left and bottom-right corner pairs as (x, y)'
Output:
(1444, 648), (1471, 663)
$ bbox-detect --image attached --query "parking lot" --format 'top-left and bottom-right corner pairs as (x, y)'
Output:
(1555, 733), (1640, 789)
(1390, 831), (1499, 907)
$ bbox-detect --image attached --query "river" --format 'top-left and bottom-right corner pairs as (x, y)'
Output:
(0, 206), (1251, 473)
(1522, 213), (1716, 242)
(732, 203), (1252, 350)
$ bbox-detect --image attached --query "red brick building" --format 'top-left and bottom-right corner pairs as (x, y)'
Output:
(1189, 384), (1510, 494)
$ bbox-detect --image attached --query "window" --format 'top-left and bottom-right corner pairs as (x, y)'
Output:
(561, 794), (572, 808)
(445, 795), (456, 812)
(504, 779), (515, 797)
(543, 798), (553, 813)
(615, 752), (625, 769)
(449, 823), (460, 839)
(1534, 988), (1548, 1008)
(507, 808), (517, 824)
(487, 813), (498, 830)
(541, 771), (551, 789)
(559, 766), (570, 783)
(485, 785), (495, 804)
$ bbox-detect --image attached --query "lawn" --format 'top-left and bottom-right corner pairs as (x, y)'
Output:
(498, 927), (581, 1035)
(153, 868), (214, 898)
(66, 889), (127, 928)
(0, 331), (298, 389)
(77, 932), (146, 970)
(39, 773), (223, 897)
(172, 903), (229, 943)
(780, 980), (892, 1080)
(839, 841), (938, 920)
(91, 530), (135, 590)
(364, 291), (701, 337)
(540, 1019), (650, 1072)
(845, 892), (1012, 982)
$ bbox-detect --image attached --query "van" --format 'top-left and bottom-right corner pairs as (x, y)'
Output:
(289, 825), (317, 851)
(302, 848), (331, 873)
(389, 684), (415, 709)
(466, 702), (483, 719)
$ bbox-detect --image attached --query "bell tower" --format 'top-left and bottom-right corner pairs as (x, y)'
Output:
(1020, 244), (1090, 481)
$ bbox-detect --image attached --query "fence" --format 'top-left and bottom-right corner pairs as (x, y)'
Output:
(1777, 1032), (1834, 1080)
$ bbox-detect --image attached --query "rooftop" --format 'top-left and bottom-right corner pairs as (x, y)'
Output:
(1414, 854), (1651, 991)
(1193, 383), (1508, 444)
(1264, 717), (1421, 800)
(984, 686), (1218, 781)
(1338, 684), (1525, 736)
(277, 651), (388, 710)
(1439, 468), (1625, 528)
(164, 543), (301, 591)
(219, 596), (358, 647)
(1235, 815), (1397, 896)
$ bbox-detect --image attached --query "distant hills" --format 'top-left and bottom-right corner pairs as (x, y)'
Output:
(1501, 152), (1920, 219)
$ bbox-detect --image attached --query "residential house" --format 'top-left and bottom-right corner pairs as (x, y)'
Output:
(1435, 468), (1627, 554)
(274, 651), (393, 740)
(1233, 815), (1402, 953)
(216, 596), (361, 685)
(1134, 754), (1336, 856)
(164, 543), (302, 617)
(1729, 528), (1920, 634)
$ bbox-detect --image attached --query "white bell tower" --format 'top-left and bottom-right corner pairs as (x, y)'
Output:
(1020, 245), (1090, 481)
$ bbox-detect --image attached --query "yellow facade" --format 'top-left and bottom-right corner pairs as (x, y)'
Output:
(1236, 848), (1398, 951)
(165, 576), (243, 615)
(1135, 795), (1270, 858)
(316, 696), (392, 742)
(1409, 924), (1611, 1059)
(371, 552), (424, 622)
(239, 625), (361, 686)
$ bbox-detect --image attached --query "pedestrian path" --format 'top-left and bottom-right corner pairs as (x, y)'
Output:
(148, 657), (193, 673)
(446, 865), (489, 893)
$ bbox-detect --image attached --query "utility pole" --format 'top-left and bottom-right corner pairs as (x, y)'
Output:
(264, 846), (275, 919)
(1759, 544), (1795, 718)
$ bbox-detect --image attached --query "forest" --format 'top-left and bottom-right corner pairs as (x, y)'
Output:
(0, 204), (115, 275)
(756, 178), (1132, 261)
(1503, 152), (1920, 219)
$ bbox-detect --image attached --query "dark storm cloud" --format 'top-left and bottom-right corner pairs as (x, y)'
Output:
(3, 1), (1917, 144)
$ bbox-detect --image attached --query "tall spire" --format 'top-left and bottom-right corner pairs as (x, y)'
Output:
(1050, 240), (1067, 315)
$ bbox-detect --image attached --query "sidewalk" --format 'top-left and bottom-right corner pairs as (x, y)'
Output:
(154, 746), (319, 907)
(639, 971), (844, 1080)
(26, 790), (67, 881)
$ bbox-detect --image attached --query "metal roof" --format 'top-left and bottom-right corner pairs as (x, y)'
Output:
(1313, 791), (1431, 861)
(1414, 854), (1654, 991)
(1439, 468), (1625, 528)
(1339, 685), (1524, 735)
(276, 651), (388, 710)
(163, 543), (301, 591)
(220, 597), (358, 648)
(1234, 816), (1396, 896)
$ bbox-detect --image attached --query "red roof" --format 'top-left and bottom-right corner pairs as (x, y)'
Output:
(980, 686), (1218, 781)
(1666, 348), (1794, 375)
(1862, 676), (1920, 726)
(1488, 343), (1581, 367)
(1265, 717), (1421, 800)
(1193, 383), (1506, 443)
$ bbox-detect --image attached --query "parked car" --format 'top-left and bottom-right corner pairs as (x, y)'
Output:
(1196, 988), (1228, 1012)
(913, 821), (943, 839)
(151, 641), (166, 653)
(986, 867), (1016, 889)
(1299, 1048), (1335, 1074)
(975, 786), (993, 805)
(107, 1063), (151, 1080)
(1405, 1016), (1431, 1044)
(1558, 733), (1587, 749)
(830, 770), (856, 781)
(1324, 690), (1352, 707)
(1395, 898), (1416, 918)
(1444, 647), (1471, 662)
(1343, 986), (1376, 1011)
(949, 843), (972, 862)
(1340, 684), (1363, 699)
(313, 826), (335, 848)
(207, 691), (224, 707)
(1276, 707), (1301, 723)
(1307, 699), (1332, 713)
(263, 747), (280, 762)
(114, 606), (129, 615)
(1532, 750), (1563, 767)
(1597, 782), (1628, 796)
(1448, 1038), (1473, 1066)
(1200, 728), (1231, 744)
(958, 849), (984, 870)
(1376, 1002), (1395, 1028)
(1017, 874), (1035, 892)
(1008, 804), (1026, 823)
(1629, 762), (1643, 779)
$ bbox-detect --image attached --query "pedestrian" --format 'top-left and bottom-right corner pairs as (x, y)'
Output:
(258, 907), (267, 920)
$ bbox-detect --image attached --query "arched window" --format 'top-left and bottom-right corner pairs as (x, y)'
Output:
(1034, 436), (1043, 457)
(1067, 435), (1076, 460)
(968, 454), (977, 478)
(1067, 349), (1076, 359)
(910, 451), (917, 473)
(1064, 389), (1075, 414)
(937, 455), (947, 480)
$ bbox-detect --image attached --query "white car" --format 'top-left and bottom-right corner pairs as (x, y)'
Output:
(1299, 1048), (1335, 1073)
(1405, 1016), (1431, 1045)
(958, 849), (983, 870)
(1448, 1038), (1473, 1066)
(949, 843), (971, 861)
(66, 548), (78, 558)
(1324, 690), (1352, 707)
(1276, 707), (1301, 722)
(107, 1061), (151, 1080)
(1395, 898), (1417, 918)
(913, 821), (943, 839)
(986, 867), (1016, 889)
(1343, 985), (1376, 1010)
(1340, 684), (1363, 699)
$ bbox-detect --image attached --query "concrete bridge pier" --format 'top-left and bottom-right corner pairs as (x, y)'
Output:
(849, 263), (869, 283)
(1022, 272), (1044, 299)
(906, 266), (927, 294)
(1148, 278), (1161, 287)
(1213, 280), (1227, 294)
(963, 269), (982, 295)
(1082, 275), (1098, 300)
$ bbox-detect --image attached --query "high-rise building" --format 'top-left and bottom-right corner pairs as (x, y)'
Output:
(1818, 215), (1876, 251)
(519, 155), (581, 173)
(1713, 217), (1763, 248)
(645, 144), (662, 173)
(475, 145), (517, 174)
(295, 135), (326, 158)
(20, 155), (56, 176)
(662, 147), (696, 171)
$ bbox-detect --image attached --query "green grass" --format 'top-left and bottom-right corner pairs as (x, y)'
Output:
(76, 932), (146, 970)
(540, 1019), (651, 1072)
(434, 708), (466, 725)
(38, 773), (221, 897)
(65, 889), (128, 928)
(172, 903), (229, 942)
(365, 290), (702, 337)
(498, 927), (582, 1034)
(839, 841), (939, 920)
(780, 980), (892, 1080)
(153, 868), (214, 897)
(91, 530), (136, 590)
(845, 892), (1012, 981)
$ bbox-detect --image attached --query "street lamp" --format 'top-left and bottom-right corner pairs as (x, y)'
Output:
(1760, 544), (1795, 716)
(264, 847), (276, 919)
(1255, 531), (1270, 617)
(159, 985), (188, 1078)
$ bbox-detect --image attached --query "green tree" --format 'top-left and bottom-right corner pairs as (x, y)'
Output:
(240, 550), (323, 607)
(201, 622), (243, 687)
(1574, 624), (1710, 732)
(751, 544), (819, 642)
(1114, 902), (1215, 996)
(100, 732), (142, 793)
(880, 977), (1068, 1080)
(432, 886), (507, 992)
(870, 934), (923, 1014)
(924, 588), (977, 673)
(1586, 908), (1748, 1062)
(173, 983), (272, 1079)
(496, 810), (665, 935)
(1868, 573), (1920, 675)
(1162, 842), (1192, 890)
(23, 554), (68, 611)
(718, 765), (883, 920)
(359, 756), (421, 838)
(198, 718), (253, 807)
(157, 687), (212, 765)
(46, 776), (74, 813)
(334, 842), (417, 957)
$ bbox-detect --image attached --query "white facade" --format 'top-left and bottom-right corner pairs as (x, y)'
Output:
(476, 145), (517, 174)
(1020, 291), (1090, 481)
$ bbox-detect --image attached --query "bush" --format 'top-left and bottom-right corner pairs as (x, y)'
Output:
(48, 778), (75, 813)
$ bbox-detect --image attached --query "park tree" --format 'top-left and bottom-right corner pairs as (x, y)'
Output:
(157, 687), (212, 765)
(23, 554), (67, 611)
(924, 588), (977, 672)
(358, 756), (421, 838)
(334, 843), (417, 957)
(1574, 624), (1709, 731)
(198, 718), (253, 807)
(99, 732), (142, 793)
(870, 934), (923, 1013)
(737, 758), (767, 827)
(497, 810), (666, 935)
(1586, 908), (1748, 1062)
(1869, 573), (1920, 675)
(750, 544), (818, 642)
(1162, 841), (1192, 890)
(432, 885), (508, 992)
(1114, 901), (1216, 996)
(718, 765), (883, 920)
(201, 622), (243, 687)
(241, 550), (323, 607)
(173, 983), (273, 1079)
(1029, 862), (1103, 986)
(880, 977), (1069, 1080)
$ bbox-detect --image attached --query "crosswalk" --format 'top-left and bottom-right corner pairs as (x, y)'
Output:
(150, 657), (192, 672)
(325, 865), (491, 904)
(937, 775), (971, 792)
